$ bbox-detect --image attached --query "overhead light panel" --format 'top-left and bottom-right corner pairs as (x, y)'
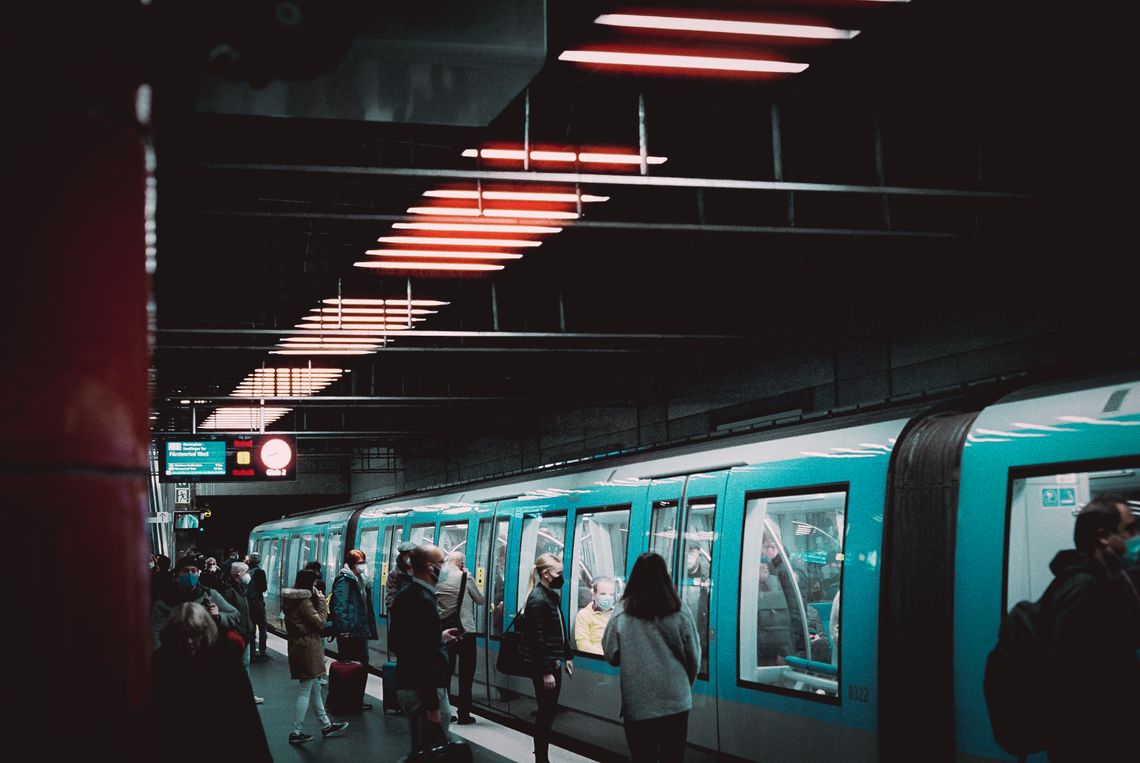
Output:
(559, 50), (808, 74)
(461, 147), (667, 166)
(354, 261), (505, 271)
(365, 249), (523, 260)
(393, 221), (562, 234)
(594, 14), (860, 40)
(377, 236), (541, 248)
(321, 298), (450, 307)
(408, 206), (580, 220)
(423, 190), (609, 203)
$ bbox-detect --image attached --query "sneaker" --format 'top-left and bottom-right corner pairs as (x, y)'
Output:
(288, 732), (313, 744)
(253, 696), (265, 705)
(322, 722), (349, 737)
(457, 715), (476, 725)
(318, 676), (328, 686)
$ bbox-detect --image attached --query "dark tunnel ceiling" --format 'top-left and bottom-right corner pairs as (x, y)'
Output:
(152, 1), (1082, 449)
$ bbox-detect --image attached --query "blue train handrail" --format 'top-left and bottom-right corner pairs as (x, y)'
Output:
(783, 655), (839, 677)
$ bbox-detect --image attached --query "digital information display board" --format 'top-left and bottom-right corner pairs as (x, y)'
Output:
(159, 435), (297, 483)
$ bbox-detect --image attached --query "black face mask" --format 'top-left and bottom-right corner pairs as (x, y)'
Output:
(428, 565), (441, 583)
(548, 573), (565, 589)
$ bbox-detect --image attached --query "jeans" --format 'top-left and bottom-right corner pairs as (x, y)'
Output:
(397, 688), (452, 754)
(530, 671), (562, 763)
(624, 711), (689, 763)
(446, 634), (477, 718)
(250, 601), (268, 655)
(241, 641), (251, 676)
(293, 677), (330, 734)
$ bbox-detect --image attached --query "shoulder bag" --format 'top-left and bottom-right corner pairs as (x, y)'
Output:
(496, 609), (531, 677)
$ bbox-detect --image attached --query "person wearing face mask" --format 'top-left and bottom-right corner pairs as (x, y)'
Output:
(200, 556), (224, 591)
(390, 544), (464, 758)
(330, 548), (378, 710)
(436, 550), (486, 724)
(1041, 493), (1140, 761)
(574, 576), (615, 655)
(220, 561), (264, 704)
(523, 553), (575, 763)
(152, 603), (271, 761)
(151, 555), (240, 651)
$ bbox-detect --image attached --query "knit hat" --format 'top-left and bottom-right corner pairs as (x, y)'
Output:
(175, 555), (200, 574)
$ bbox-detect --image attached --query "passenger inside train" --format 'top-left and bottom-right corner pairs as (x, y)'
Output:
(574, 576), (615, 654)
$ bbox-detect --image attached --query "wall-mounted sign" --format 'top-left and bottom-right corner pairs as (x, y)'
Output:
(158, 435), (297, 483)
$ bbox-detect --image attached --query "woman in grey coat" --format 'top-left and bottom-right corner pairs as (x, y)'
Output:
(602, 552), (700, 763)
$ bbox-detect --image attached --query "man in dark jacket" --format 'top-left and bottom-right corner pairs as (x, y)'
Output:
(221, 561), (264, 704)
(151, 556), (241, 651)
(389, 544), (461, 758)
(246, 553), (270, 659)
(1043, 493), (1140, 761)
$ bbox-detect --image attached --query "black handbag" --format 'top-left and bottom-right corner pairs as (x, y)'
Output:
(495, 610), (531, 677)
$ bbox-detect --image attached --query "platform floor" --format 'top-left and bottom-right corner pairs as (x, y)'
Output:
(252, 633), (598, 762)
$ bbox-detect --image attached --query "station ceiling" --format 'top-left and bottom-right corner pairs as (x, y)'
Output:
(150, 1), (1085, 453)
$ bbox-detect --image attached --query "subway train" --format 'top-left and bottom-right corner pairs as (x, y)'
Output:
(248, 371), (1140, 762)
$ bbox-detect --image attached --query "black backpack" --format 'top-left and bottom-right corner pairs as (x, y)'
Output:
(983, 597), (1051, 756)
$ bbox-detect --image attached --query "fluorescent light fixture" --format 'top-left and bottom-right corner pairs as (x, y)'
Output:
(393, 221), (562, 234)
(354, 261), (506, 271)
(594, 14), (860, 40)
(296, 323), (414, 331)
(365, 249), (523, 260)
(281, 336), (380, 344)
(408, 206), (579, 220)
(311, 307), (435, 315)
(558, 50), (808, 74)
(423, 190), (609, 203)
(322, 298), (450, 306)
(461, 148), (667, 165)
(302, 315), (424, 323)
(377, 236), (541, 248)
(270, 349), (376, 356)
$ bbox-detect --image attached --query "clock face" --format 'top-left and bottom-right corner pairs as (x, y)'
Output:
(259, 438), (293, 470)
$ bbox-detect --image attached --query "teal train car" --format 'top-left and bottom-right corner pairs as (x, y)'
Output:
(250, 371), (1140, 762)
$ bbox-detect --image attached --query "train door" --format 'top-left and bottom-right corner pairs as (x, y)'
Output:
(481, 509), (513, 715)
(469, 513), (494, 709)
(323, 527), (343, 593)
(372, 516), (405, 657)
(264, 536), (283, 629)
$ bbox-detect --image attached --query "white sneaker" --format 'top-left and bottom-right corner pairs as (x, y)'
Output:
(254, 696), (265, 704)
(319, 676), (328, 686)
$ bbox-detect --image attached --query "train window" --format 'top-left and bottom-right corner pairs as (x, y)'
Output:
(325, 531), (343, 591)
(681, 497), (716, 679)
(312, 532), (325, 566)
(439, 522), (469, 556)
(490, 519), (509, 637)
(650, 500), (679, 578)
(378, 525), (400, 616)
(1007, 465), (1140, 606)
(285, 536), (302, 589)
(738, 489), (846, 701)
(301, 533), (314, 565)
(409, 524), (435, 546)
(569, 507), (630, 656)
(265, 538), (282, 621)
(359, 527), (379, 587)
(474, 519), (492, 636)
(517, 514), (567, 613)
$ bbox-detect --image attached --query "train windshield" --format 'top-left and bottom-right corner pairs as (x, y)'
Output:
(1007, 464), (1140, 606)
(739, 489), (847, 699)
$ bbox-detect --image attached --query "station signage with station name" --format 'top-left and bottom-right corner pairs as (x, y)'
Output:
(158, 435), (297, 483)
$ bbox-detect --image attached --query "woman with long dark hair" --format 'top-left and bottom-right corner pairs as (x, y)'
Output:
(602, 552), (700, 763)
(522, 553), (574, 763)
(282, 568), (348, 744)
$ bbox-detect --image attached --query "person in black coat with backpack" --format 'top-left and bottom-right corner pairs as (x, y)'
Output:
(523, 553), (574, 763)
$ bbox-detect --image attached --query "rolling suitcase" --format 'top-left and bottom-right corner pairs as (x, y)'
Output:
(382, 661), (402, 714)
(326, 659), (367, 714)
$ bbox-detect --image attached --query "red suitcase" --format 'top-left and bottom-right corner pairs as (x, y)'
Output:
(326, 659), (367, 714)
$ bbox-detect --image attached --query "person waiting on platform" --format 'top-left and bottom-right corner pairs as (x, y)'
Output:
(390, 544), (462, 758)
(602, 552), (700, 763)
(523, 553), (574, 763)
(304, 560), (326, 595)
(152, 602), (271, 762)
(574, 576), (615, 655)
(386, 540), (418, 612)
(436, 550), (485, 724)
(246, 553), (270, 660)
(282, 568), (349, 745)
(220, 561), (264, 704)
(151, 555), (240, 651)
(331, 548), (379, 707)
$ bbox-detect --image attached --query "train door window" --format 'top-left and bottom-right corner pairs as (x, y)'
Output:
(301, 533), (314, 566)
(285, 536), (302, 589)
(325, 531), (343, 591)
(1007, 464), (1140, 606)
(359, 527), (379, 587)
(650, 500), (680, 578)
(517, 515), (567, 613)
(474, 519), (492, 635)
(378, 525), (400, 615)
(738, 489), (846, 701)
(439, 522), (469, 557)
(681, 498), (716, 679)
(569, 507), (630, 656)
(265, 538), (282, 617)
(490, 519), (509, 637)
(409, 524), (435, 546)
(312, 532), (325, 566)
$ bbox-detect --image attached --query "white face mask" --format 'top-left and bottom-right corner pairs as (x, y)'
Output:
(240, 573), (251, 585)
(355, 564), (368, 578)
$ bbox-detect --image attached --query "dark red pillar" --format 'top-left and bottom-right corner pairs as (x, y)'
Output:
(4, 93), (151, 754)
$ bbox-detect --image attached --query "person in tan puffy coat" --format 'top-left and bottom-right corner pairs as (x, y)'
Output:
(282, 568), (348, 744)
